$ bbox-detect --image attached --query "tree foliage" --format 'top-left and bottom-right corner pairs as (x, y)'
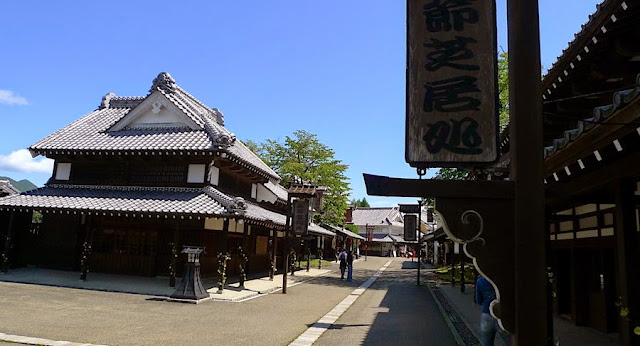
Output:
(246, 130), (350, 225)
(344, 223), (359, 235)
(433, 167), (468, 180)
(498, 52), (509, 129)
(351, 197), (370, 208)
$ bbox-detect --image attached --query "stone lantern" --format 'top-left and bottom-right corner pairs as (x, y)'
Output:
(170, 246), (209, 301)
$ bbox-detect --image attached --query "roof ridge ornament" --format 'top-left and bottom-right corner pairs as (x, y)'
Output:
(100, 92), (116, 109)
(214, 132), (237, 148)
(150, 72), (177, 94)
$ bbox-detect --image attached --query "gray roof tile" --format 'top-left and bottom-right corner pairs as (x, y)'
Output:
(0, 185), (225, 215)
(351, 207), (402, 226)
(29, 73), (280, 181)
(0, 181), (20, 196)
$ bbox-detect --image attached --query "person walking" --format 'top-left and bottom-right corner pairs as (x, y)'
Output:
(346, 250), (354, 282)
(338, 249), (347, 281)
(475, 276), (509, 346)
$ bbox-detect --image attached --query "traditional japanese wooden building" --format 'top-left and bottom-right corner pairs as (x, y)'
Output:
(497, 0), (640, 342)
(0, 181), (20, 198)
(0, 72), (333, 279)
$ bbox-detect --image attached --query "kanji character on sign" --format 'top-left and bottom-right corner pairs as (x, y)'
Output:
(424, 76), (481, 112)
(423, 0), (479, 32)
(424, 36), (479, 71)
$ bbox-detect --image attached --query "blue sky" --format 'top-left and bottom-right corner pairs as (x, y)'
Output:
(0, 0), (601, 207)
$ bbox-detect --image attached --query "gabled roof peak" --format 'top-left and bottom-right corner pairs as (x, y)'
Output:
(150, 72), (177, 94)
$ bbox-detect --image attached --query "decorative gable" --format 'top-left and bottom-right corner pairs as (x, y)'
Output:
(108, 92), (201, 131)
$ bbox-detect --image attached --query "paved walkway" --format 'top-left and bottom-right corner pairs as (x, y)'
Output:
(313, 259), (457, 346)
(0, 257), (396, 345)
(0, 266), (332, 302)
(435, 282), (619, 345)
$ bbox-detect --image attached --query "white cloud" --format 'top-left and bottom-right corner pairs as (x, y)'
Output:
(0, 149), (53, 174)
(0, 89), (29, 106)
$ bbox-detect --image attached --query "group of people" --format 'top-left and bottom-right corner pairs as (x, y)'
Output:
(337, 249), (354, 282)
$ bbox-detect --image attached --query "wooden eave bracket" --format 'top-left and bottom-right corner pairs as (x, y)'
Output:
(363, 173), (516, 333)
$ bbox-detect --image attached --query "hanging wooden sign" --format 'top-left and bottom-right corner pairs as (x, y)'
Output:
(404, 214), (417, 241)
(292, 199), (310, 236)
(406, 0), (499, 167)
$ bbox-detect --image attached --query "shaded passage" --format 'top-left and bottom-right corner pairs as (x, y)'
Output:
(315, 259), (457, 346)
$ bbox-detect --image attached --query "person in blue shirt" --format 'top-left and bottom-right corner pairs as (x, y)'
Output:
(338, 249), (347, 281)
(475, 276), (508, 346)
(346, 250), (354, 282)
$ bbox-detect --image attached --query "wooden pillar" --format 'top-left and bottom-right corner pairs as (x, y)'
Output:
(80, 214), (92, 281)
(614, 179), (640, 345)
(222, 218), (230, 253)
(282, 196), (291, 294)
(508, 0), (548, 343)
(450, 242), (456, 286)
(169, 223), (179, 287)
(460, 256), (465, 293)
(1, 212), (15, 273)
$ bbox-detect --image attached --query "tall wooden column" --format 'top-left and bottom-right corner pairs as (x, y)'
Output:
(614, 179), (640, 345)
(282, 196), (291, 294)
(1, 212), (15, 273)
(508, 0), (548, 343)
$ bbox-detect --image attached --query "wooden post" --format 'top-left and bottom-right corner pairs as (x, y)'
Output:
(508, 0), (549, 343)
(451, 243), (456, 286)
(614, 179), (640, 345)
(417, 201), (422, 286)
(282, 196), (291, 294)
(460, 257), (465, 293)
(169, 223), (179, 287)
(1, 212), (15, 273)
(222, 219), (229, 253)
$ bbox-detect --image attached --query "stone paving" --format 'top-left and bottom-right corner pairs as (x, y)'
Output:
(0, 266), (332, 302)
(435, 281), (620, 346)
(0, 257), (385, 346)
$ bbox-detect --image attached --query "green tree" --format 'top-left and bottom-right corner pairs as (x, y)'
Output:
(344, 223), (359, 235)
(250, 130), (350, 225)
(433, 167), (467, 180)
(351, 197), (370, 208)
(498, 52), (509, 129)
(242, 139), (260, 154)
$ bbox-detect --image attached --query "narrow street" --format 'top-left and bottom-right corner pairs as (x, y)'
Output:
(0, 257), (456, 345)
(313, 258), (456, 346)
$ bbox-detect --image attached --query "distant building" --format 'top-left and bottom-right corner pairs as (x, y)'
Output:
(347, 206), (415, 256)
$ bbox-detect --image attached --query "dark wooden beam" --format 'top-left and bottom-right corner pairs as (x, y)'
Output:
(363, 173), (514, 199)
(544, 100), (640, 175)
(546, 150), (640, 208)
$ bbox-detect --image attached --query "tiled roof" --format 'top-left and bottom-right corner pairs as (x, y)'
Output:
(543, 76), (640, 159)
(0, 184), (290, 229)
(264, 180), (288, 201)
(325, 224), (365, 240)
(351, 207), (401, 226)
(308, 223), (335, 237)
(244, 200), (287, 227)
(0, 185), (225, 216)
(0, 181), (20, 196)
(29, 73), (280, 181)
(372, 234), (394, 243)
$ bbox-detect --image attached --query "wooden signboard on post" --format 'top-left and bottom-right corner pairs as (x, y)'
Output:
(406, 0), (499, 167)
(292, 199), (309, 236)
(404, 214), (417, 242)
